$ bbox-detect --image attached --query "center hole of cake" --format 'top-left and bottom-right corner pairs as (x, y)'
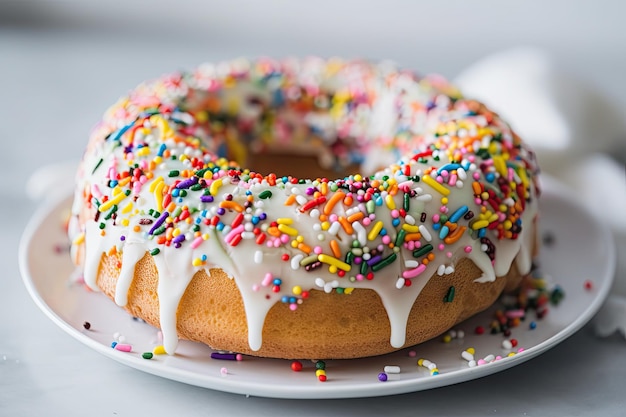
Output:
(244, 150), (360, 180)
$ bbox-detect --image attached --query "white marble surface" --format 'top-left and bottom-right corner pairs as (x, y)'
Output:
(2, 1), (626, 415)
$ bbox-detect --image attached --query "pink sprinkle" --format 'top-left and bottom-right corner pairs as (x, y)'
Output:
(289, 304), (298, 311)
(252, 284), (260, 291)
(356, 274), (364, 281)
(402, 264), (426, 279)
(220, 367), (228, 376)
(447, 252), (453, 258)
(495, 355), (502, 361)
(517, 348), (525, 353)
(329, 214), (338, 222)
(438, 244), (445, 251)
(408, 350), (417, 358)
(262, 273), (273, 286)
(391, 209), (399, 218)
(280, 234), (290, 244)
(114, 343), (132, 352)
(314, 246), (323, 255)
(439, 206), (447, 213)
(382, 235), (391, 245)
(448, 174), (457, 186)
(190, 236), (204, 249)
(432, 214), (440, 223)
(436, 175), (444, 184)
(362, 217), (371, 226)
(477, 359), (486, 366)
(473, 172), (481, 180)
(474, 198), (482, 205)
(464, 246), (472, 253)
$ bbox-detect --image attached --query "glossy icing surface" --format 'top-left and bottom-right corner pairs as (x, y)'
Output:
(69, 57), (539, 355)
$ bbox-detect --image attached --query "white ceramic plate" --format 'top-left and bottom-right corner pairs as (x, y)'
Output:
(19, 178), (615, 399)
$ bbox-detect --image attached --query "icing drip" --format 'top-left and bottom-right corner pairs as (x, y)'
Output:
(70, 58), (540, 356)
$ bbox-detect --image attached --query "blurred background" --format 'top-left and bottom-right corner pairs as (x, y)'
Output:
(1, 0), (625, 196)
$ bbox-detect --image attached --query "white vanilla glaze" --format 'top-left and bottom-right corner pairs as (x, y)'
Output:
(69, 58), (539, 355)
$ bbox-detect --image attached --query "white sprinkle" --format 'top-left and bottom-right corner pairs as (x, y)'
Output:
(310, 208), (320, 218)
(427, 363), (437, 370)
(290, 254), (303, 270)
(315, 278), (325, 288)
(241, 232), (255, 240)
(437, 264), (446, 276)
(419, 225), (432, 242)
(404, 260), (419, 268)
(461, 351), (474, 361)
(384, 365), (401, 374)
(295, 195), (308, 205)
(456, 180), (464, 188)
(457, 330), (465, 339)
(323, 283), (333, 293)
(484, 354), (495, 362)
(395, 277), (405, 289)
(468, 360), (477, 368)
(502, 340), (513, 349)
(415, 194), (433, 202)
(405, 214), (416, 225)
(457, 167), (467, 180)
(444, 266), (455, 275)
(328, 221), (341, 236)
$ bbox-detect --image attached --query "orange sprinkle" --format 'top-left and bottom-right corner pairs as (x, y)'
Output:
(297, 243), (312, 254)
(427, 253), (435, 261)
(156, 236), (166, 244)
(329, 240), (341, 258)
(133, 225), (141, 232)
(267, 226), (281, 237)
(404, 233), (422, 241)
(166, 202), (177, 213)
(343, 194), (353, 206)
(323, 191), (345, 216)
(444, 226), (467, 245)
(347, 212), (365, 223)
(219, 201), (244, 212)
(471, 182), (482, 195)
(284, 195), (297, 206)
(338, 217), (354, 234)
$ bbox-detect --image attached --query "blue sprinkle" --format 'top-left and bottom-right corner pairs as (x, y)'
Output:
(111, 341), (118, 348)
(251, 216), (260, 225)
(478, 228), (487, 238)
(273, 278), (282, 286)
(172, 189), (180, 197)
(392, 218), (400, 227)
(433, 223), (441, 231)
(201, 254), (207, 261)
(486, 172), (495, 183)
(216, 222), (225, 231)
(281, 296), (289, 303)
(380, 228), (387, 236)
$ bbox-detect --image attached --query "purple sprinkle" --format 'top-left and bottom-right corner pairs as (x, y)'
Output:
(120, 236), (126, 241)
(211, 352), (239, 360)
(367, 255), (382, 266)
(176, 177), (198, 189)
(200, 195), (214, 203)
(149, 211), (169, 234)
(173, 234), (186, 244)
(378, 372), (388, 382)
(259, 213), (267, 220)
(216, 208), (226, 216)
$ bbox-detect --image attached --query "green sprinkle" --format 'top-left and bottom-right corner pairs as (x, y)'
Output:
(190, 183), (203, 191)
(152, 225), (166, 236)
(99, 222), (106, 230)
(195, 168), (210, 178)
(413, 244), (434, 258)
(335, 287), (344, 294)
(299, 255), (319, 266)
(444, 286), (456, 303)
(366, 200), (375, 214)
(142, 352), (154, 360)
(395, 229), (406, 247)
(315, 361), (326, 370)
(92, 158), (104, 174)
(371, 253), (397, 272)
(259, 190), (273, 199)
(168, 170), (180, 177)
(344, 251), (354, 265)
(360, 259), (369, 275)
(403, 193), (410, 211)
(104, 205), (118, 220)
(150, 248), (160, 256)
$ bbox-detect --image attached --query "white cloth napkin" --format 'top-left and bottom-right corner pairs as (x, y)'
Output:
(455, 47), (626, 338)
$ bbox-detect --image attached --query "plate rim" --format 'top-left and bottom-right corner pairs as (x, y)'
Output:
(18, 178), (616, 399)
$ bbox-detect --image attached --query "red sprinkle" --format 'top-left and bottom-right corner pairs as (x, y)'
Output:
(584, 280), (593, 290)
(475, 326), (485, 335)
(291, 361), (303, 372)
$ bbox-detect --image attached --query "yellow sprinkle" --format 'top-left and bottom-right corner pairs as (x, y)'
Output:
(112, 186), (123, 196)
(315, 369), (326, 377)
(367, 221), (384, 241)
(466, 347), (475, 355)
(121, 219), (129, 227)
(172, 228), (181, 237)
(487, 213), (499, 223)
(384, 194), (396, 210)
(442, 334), (452, 343)
(417, 359), (424, 366)
(209, 178), (223, 196)
(149, 176), (164, 193)
(317, 254), (351, 272)
(422, 175), (450, 196)
(321, 221), (330, 231)
(136, 146), (150, 157)
(192, 258), (203, 267)
(493, 155), (507, 177)
(277, 224), (298, 236)
(72, 233), (85, 246)
(121, 202), (133, 214)
(154, 181), (165, 212)
(153, 345), (167, 355)
(276, 218), (294, 225)
(118, 176), (131, 187)
(344, 287), (354, 295)
(401, 224), (419, 233)
(471, 220), (489, 230)
(98, 192), (128, 212)
(292, 286), (302, 296)
(153, 156), (163, 165)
